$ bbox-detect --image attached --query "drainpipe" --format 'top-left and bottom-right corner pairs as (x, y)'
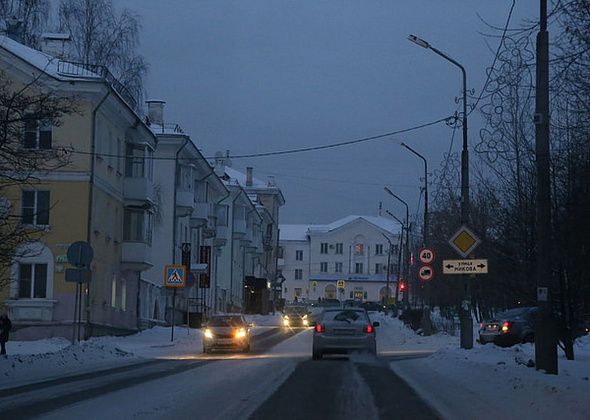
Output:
(229, 188), (246, 310)
(170, 137), (190, 325)
(85, 90), (110, 339)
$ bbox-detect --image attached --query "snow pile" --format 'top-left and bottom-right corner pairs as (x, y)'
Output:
(0, 340), (136, 388)
(387, 318), (590, 420)
(5, 337), (71, 356)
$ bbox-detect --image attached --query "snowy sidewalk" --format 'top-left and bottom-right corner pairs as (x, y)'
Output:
(1, 314), (283, 389)
(375, 314), (590, 420)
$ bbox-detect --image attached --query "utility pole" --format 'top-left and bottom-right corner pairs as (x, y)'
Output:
(386, 210), (406, 311)
(408, 34), (472, 348)
(401, 142), (428, 245)
(535, 0), (558, 374)
(381, 233), (394, 306)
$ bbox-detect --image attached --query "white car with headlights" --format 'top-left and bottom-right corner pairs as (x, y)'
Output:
(282, 305), (310, 328)
(202, 315), (252, 353)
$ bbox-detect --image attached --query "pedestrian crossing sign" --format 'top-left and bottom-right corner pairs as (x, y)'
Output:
(164, 265), (186, 288)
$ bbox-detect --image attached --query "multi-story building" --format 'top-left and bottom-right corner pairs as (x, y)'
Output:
(141, 100), (229, 327)
(213, 155), (285, 313)
(0, 35), (157, 338)
(279, 216), (401, 303)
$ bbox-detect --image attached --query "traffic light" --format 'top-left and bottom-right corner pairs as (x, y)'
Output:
(399, 282), (406, 291)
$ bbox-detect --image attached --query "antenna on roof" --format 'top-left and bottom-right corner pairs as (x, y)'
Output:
(378, 201), (383, 216)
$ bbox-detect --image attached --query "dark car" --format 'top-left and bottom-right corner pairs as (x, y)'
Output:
(202, 314), (252, 353)
(283, 305), (310, 327)
(479, 307), (538, 347)
(361, 301), (383, 312)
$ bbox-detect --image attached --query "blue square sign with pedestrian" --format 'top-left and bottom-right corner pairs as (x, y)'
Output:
(164, 264), (186, 288)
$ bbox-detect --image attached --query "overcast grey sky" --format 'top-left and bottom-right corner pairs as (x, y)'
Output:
(117, 0), (533, 224)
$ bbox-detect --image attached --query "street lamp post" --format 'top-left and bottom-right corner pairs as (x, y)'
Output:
(384, 187), (411, 307)
(386, 210), (405, 310)
(401, 142), (428, 246)
(408, 34), (472, 349)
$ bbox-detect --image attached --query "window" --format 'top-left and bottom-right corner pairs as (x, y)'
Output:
(320, 262), (328, 272)
(123, 209), (153, 243)
(294, 288), (302, 297)
(335, 243), (343, 254)
(296, 250), (304, 261)
(320, 243), (329, 254)
(391, 244), (399, 254)
(295, 269), (303, 280)
(21, 190), (50, 225)
(111, 275), (117, 308)
(375, 263), (383, 274)
(375, 244), (383, 255)
(354, 243), (364, 256)
(355, 263), (363, 274)
(18, 263), (47, 298)
(23, 117), (52, 149)
(125, 144), (153, 179)
(120, 280), (127, 311)
(335, 262), (343, 273)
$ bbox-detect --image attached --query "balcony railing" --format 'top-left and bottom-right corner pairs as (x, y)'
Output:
(57, 60), (137, 110)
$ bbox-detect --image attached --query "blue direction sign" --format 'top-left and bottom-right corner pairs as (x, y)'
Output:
(164, 265), (186, 288)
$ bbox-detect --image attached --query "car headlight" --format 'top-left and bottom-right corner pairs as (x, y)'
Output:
(284, 315), (289, 320)
(204, 328), (213, 339)
(302, 314), (308, 319)
(283, 319), (290, 326)
(303, 319), (309, 326)
(235, 328), (247, 339)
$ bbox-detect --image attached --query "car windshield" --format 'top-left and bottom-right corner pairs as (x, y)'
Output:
(284, 307), (307, 315)
(208, 316), (244, 327)
(325, 310), (367, 324)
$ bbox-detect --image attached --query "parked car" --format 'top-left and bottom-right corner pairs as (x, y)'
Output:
(479, 307), (538, 347)
(282, 305), (310, 327)
(319, 299), (342, 308)
(312, 308), (379, 360)
(361, 301), (383, 312)
(202, 314), (252, 353)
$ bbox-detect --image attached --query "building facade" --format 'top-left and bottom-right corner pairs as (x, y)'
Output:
(280, 216), (401, 304)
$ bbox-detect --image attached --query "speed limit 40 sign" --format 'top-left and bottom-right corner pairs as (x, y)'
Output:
(419, 248), (436, 265)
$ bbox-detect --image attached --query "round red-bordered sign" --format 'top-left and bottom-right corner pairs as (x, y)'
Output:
(418, 265), (434, 281)
(418, 248), (436, 265)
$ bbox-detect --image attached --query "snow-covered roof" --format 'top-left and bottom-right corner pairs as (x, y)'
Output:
(323, 215), (401, 235)
(279, 224), (312, 241)
(281, 215), (400, 241)
(223, 167), (268, 189)
(0, 35), (100, 81)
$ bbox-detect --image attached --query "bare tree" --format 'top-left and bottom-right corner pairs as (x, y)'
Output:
(0, 0), (50, 47)
(0, 70), (79, 291)
(58, 0), (147, 107)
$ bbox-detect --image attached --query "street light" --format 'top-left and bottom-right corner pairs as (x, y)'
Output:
(384, 187), (411, 307)
(401, 142), (428, 246)
(385, 210), (405, 310)
(381, 233), (393, 304)
(408, 34), (472, 349)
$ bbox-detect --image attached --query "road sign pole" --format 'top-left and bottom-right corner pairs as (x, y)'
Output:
(72, 283), (79, 344)
(171, 288), (177, 342)
(77, 281), (83, 342)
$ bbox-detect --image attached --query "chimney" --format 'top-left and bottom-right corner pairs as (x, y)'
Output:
(146, 99), (165, 126)
(246, 167), (253, 186)
(39, 33), (72, 59)
(213, 152), (225, 177)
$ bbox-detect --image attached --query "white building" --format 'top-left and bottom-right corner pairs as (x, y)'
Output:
(279, 216), (402, 303)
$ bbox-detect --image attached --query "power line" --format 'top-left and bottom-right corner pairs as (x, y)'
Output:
(63, 115), (456, 162)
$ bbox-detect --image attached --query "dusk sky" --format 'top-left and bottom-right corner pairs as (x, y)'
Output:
(117, 0), (536, 224)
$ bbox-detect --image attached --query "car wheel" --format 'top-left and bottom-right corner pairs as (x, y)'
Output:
(312, 349), (322, 360)
(479, 338), (487, 345)
(523, 334), (534, 344)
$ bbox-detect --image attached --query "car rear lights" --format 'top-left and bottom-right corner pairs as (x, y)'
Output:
(315, 323), (325, 333)
(479, 322), (483, 330)
(501, 321), (510, 332)
(364, 324), (374, 334)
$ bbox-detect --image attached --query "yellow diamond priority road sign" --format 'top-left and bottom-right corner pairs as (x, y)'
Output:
(448, 225), (480, 258)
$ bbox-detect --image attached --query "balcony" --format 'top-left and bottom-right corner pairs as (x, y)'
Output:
(233, 219), (247, 239)
(213, 225), (229, 247)
(176, 189), (194, 215)
(190, 202), (214, 227)
(123, 177), (154, 205)
(121, 242), (153, 271)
